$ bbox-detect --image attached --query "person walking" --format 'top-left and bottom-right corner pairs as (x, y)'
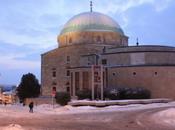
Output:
(29, 101), (34, 113)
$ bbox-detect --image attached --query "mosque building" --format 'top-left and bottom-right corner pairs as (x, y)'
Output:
(41, 3), (175, 99)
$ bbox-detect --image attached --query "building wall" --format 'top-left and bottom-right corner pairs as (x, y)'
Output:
(42, 44), (175, 99)
(58, 31), (128, 47)
(41, 44), (105, 96)
(101, 51), (175, 66)
(107, 66), (175, 99)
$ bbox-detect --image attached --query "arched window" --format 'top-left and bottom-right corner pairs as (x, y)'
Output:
(69, 37), (72, 43)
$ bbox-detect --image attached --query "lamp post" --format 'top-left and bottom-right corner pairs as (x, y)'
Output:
(91, 54), (104, 100)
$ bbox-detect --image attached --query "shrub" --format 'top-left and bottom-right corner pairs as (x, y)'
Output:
(104, 87), (151, 100)
(55, 92), (71, 106)
(135, 87), (151, 99)
(122, 87), (151, 99)
(104, 87), (120, 100)
(76, 89), (91, 100)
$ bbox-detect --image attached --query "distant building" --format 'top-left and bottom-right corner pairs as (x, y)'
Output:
(41, 9), (175, 99)
(0, 85), (17, 104)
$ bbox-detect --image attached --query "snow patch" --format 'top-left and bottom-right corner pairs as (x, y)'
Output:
(152, 108), (175, 127)
(1, 124), (24, 130)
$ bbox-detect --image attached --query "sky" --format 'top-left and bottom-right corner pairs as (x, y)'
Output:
(0, 0), (175, 85)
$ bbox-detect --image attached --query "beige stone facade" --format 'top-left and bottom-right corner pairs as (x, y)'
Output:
(41, 11), (175, 99)
(41, 44), (107, 96)
(58, 31), (128, 47)
(108, 66), (175, 98)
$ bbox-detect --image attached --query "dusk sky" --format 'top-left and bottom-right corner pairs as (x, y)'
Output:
(0, 0), (175, 85)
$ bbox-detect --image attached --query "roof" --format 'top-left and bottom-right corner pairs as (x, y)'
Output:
(60, 12), (124, 35)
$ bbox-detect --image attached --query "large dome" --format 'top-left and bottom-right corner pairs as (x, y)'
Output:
(58, 11), (128, 47)
(60, 12), (124, 35)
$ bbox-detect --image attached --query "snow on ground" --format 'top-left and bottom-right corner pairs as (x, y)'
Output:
(0, 101), (175, 129)
(1, 101), (175, 128)
(1, 101), (175, 117)
(152, 108), (175, 127)
(1, 124), (24, 130)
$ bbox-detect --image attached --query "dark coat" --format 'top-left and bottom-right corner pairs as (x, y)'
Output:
(29, 102), (34, 109)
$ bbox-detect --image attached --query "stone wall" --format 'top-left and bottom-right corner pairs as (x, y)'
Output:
(41, 43), (175, 99)
(41, 44), (105, 96)
(58, 31), (128, 47)
(101, 51), (175, 66)
(107, 66), (175, 99)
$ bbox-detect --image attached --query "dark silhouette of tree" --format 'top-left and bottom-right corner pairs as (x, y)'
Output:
(17, 73), (40, 101)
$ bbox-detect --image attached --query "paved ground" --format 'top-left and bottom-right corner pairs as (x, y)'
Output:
(0, 106), (174, 130)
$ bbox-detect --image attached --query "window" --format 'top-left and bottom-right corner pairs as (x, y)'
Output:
(97, 36), (101, 42)
(67, 56), (70, 62)
(65, 35), (68, 44)
(155, 72), (158, 75)
(133, 72), (136, 75)
(113, 72), (116, 76)
(66, 82), (70, 85)
(66, 70), (70, 76)
(52, 71), (56, 77)
(69, 38), (72, 43)
(66, 87), (70, 92)
(52, 87), (56, 92)
(52, 68), (56, 70)
(52, 82), (57, 85)
(102, 59), (107, 65)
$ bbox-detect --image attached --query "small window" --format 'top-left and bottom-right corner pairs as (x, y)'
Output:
(52, 87), (56, 92)
(97, 36), (101, 42)
(66, 87), (70, 92)
(69, 38), (72, 43)
(102, 59), (107, 65)
(133, 72), (136, 75)
(66, 82), (70, 85)
(67, 56), (70, 62)
(113, 72), (116, 76)
(66, 70), (70, 76)
(52, 68), (56, 70)
(52, 71), (56, 77)
(155, 72), (158, 75)
(52, 82), (57, 85)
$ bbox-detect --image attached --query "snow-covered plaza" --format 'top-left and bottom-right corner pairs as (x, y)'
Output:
(0, 101), (175, 130)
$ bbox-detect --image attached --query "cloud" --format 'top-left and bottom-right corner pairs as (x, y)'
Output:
(94, 0), (173, 28)
(0, 29), (57, 49)
(0, 0), (173, 49)
(0, 53), (40, 70)
(153, 0), (173, 12)
(95, 0), (173, 13)
(0, 0), (174, 84)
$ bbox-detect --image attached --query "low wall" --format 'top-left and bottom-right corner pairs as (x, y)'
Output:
(25, 96), (56, 105)
(68, 98), (173, 107)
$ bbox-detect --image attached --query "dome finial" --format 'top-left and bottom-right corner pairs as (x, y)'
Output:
(136, 37), (139, 46)
(90, 1), (93, 12)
